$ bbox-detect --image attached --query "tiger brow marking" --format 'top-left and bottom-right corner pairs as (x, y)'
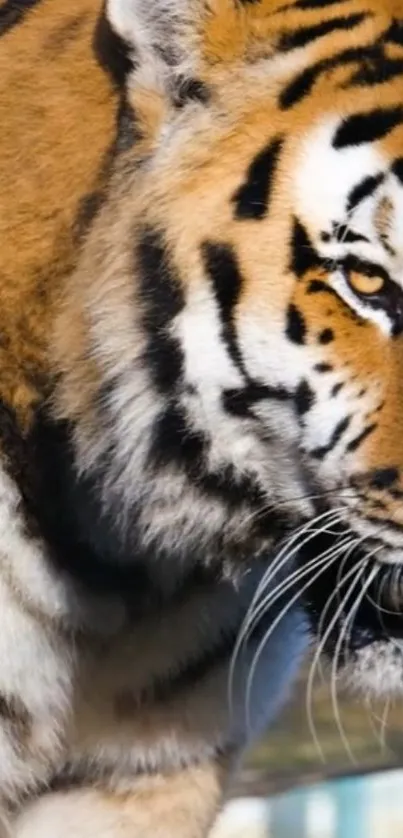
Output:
(333, 107), (403, 149)
(232, 137), (283, 221)
(280, 45), (381, 109)
(278, 12), (368, 52)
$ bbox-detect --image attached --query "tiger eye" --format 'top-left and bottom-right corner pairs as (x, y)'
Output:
(348, 271), (385, 296)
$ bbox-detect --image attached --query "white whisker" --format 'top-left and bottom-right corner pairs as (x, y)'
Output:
(244, 546), (345, 734)
(305, 556), (369, 763)
(330, 562), (379, 764)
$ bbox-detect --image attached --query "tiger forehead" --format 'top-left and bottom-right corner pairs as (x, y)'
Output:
(198, 0), (395, 67)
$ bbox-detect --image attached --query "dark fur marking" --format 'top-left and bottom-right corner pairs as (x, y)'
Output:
(392, 158), (403, 183)
(93, 7), (133, 86)
(311, 416), (351, 459)
(115, 97), (142, 153)
(370, 468), (399, 490)
(175, 78), (210, 107)
(318, 328), (334, 345)
(290, 219), (322, 277)
(346, 173), (384, 214)
(0, 0), (41, 37)
(280, 46), (387, 109)
(278, 13), (367, 52)
(346, 422), (377, 453)
(0, 695), (31, 739)
(286, 304), (306, 345)
(115, 625), (238, 710)
(386, 19), (403, 48)
(314, 363), (333, 373)
(232, 138), (283, 221)
(137, 229), (185, 393)
(223, 383), (292, 417)
(331, 382), (344, 397)
(295, 380), (315, 416)
(333, 107), (403, 149)
(202, 241), (247, 377)
(346, 53), (403, 88)
(333, 223), (369, 244)
(148, 403), (205, 472)
(285, 0), (354, 9)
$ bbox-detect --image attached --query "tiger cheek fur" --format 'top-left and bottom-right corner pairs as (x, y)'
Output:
(4, 0), (403, 836)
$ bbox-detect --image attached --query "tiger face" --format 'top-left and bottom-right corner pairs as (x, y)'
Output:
(55, 0), (403, 697)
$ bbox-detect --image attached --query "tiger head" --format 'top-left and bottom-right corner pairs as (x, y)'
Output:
(55, 0), (403, 695)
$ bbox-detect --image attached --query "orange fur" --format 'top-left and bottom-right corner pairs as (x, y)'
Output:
(0, 0), (117, 427)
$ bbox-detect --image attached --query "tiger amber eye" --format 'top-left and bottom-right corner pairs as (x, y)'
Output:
(349, 271), (385, 295)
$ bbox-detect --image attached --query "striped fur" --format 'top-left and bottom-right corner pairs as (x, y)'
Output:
(4, 0), (403, 835)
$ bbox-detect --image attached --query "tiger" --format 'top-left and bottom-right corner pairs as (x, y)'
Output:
(3, 0), (403, 834)
(0, 1), (309, 836)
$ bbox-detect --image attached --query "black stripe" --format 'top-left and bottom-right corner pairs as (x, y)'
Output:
(333, 224), (369, 244)
(333, 107), (403, 149)
(135, 626), (238, 706)
(346, 173), (384, 213)
(222, 383), (292, 417)
(202, 241), (247, 377)
(93, 7), (133, 87)
(346, 52), (403, 88)
(310, 415), (351, 459)
(232, 137), (283, 220)
(137, 229), (185, 394)
(331, 382), (344, 397)
(285, 0), (354, 9)
(294, 380), (315, 416)
(290, 218), (322, 277)
(346, 422), (377, 453)
(148, 403), (205, 473)
(286, 304), (307, 344)
(386, 19), (403, 48)
(392, 158), (403, 183)
(280, 45), (380, 109)
(278, 12), (367, 52)
(0, 0), (41, 37)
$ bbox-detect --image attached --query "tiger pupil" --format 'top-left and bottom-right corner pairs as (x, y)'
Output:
(348, 271), (384, 296)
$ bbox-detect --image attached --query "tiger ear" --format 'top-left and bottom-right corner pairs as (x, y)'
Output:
(105, 0), (200, 91)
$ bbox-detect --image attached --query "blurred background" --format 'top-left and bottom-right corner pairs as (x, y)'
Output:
(212, 660), (403, 837)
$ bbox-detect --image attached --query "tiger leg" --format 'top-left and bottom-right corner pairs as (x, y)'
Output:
(13, 761), (227, 838)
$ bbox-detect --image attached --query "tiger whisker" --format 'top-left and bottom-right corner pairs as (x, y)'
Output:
(228, 510), (346, 718)
(244, 544), (346, 735)
(330, 561), (379, 764)
(305, 555), (369, 762)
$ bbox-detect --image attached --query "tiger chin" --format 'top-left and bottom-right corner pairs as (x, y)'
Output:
(3, 0), (403, 835)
